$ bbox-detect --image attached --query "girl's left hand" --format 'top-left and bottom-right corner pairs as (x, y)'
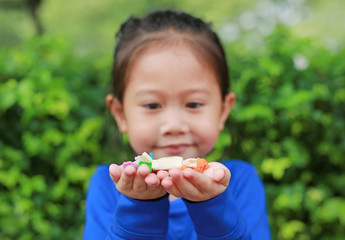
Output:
(158, 162), (231, 202)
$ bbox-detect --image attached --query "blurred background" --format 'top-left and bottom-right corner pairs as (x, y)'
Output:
(0, 0), (344, 239)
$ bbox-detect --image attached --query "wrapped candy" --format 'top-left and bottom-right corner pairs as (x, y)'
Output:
(123, 152), (209, 173)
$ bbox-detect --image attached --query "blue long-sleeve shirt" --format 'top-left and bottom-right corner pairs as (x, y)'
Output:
(83, 160), (271, 239)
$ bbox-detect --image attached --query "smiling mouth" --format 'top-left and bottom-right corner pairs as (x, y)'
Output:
(161, 144), (190, 154)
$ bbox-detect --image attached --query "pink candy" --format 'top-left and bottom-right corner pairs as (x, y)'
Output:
(122, 161), (138, 169)
(122, 156), (141, 169)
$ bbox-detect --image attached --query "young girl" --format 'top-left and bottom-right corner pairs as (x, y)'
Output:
(84, 10), (271, 240)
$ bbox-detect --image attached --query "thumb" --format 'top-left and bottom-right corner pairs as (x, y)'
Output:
(109, 164), (122, 184)
(213, 168), (231, 187)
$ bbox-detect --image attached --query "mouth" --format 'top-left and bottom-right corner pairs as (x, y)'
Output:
(160, 144), (190, 155)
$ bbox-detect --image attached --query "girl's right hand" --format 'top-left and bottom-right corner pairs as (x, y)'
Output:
(109, 164), (167, 200)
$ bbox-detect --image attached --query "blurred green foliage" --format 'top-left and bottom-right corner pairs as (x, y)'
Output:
(1, 21), (345, 240)
(0, 36), (133, 239)
(226, 26), (345, 239)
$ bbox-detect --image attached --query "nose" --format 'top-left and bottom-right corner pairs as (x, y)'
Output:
(160, 109), (189, 136)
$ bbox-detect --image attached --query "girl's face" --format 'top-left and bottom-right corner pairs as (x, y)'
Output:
(107, 44), (235, 159)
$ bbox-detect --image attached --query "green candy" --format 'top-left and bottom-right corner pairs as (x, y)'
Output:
(137, 161), (152, 172)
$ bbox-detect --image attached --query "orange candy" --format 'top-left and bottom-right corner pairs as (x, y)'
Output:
(180, 158), (209, 172)
(195, 158), (210, 172)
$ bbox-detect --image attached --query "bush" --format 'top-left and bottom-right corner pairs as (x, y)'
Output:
(225, 26), (345, 239)
(0, 36), (132, 239)
(0, 27), (344, 239)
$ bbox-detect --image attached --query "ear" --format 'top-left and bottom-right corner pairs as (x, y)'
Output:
(106, 94), (128, 133)
(218, 92), (236, 130)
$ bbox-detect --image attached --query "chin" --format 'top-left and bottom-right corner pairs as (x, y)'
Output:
(168, 150), (200, 159)
(150, 149), (197, 159)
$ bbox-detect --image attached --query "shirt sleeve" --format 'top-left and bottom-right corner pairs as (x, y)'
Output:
(107, 194), (170, 240)
(183, 160), (271, 240)
(83, 165), (118, 239)
(83, 165), (170, 240)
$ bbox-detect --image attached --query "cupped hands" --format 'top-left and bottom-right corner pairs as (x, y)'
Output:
(109, 162), (231, 202)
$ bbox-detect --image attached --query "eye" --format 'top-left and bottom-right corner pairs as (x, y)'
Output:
(186, 102), (203, 109)
(143, 103), (161, 110)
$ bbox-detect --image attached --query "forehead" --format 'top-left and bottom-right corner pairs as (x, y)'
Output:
(124, 44), (222, 98)
(126, 39), (217, 80)
(134, 39), (210, 65)
(130, 43), (211, 78)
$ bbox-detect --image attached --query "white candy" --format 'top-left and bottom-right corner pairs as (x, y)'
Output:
(139, 152), (153, 162)
(181, 158), (198, 168)
(152, 156), (183, 170)
(136, 153), (206, 171)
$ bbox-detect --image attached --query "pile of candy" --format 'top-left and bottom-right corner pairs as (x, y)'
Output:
(122, 152), (210, 173)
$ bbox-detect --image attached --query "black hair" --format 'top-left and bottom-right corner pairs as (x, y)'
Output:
(111, 10), (230, 102)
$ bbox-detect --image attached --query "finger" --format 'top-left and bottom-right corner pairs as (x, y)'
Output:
(145, 173), (167, 196)
(132, 164), (150, 193)
(117, 165), (136, 192)
(109, 164), (122, 184)
(137, 164), (151, 177)
(145, 173), (160, 188)
(168, 168), (200, 198)
(157, 170), (169, 181)
(161, 176), (182, 198)
(213, 168), (226, 183)
(207, 162), (231, 186)
(123, 164), (137, 175)
(181, 168), (210, 195)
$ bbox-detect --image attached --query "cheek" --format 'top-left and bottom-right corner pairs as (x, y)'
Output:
(198, 133), (219, 157)
(126, 121), (157, 153)
(203, 130), (219, 148)
(192, 120), (219, 147)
